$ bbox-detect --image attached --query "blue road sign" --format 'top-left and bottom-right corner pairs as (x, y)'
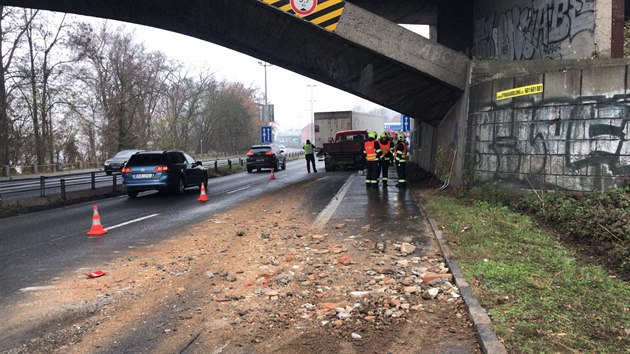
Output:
(260, 126), (273, 144)
(401, 115), (411, 132)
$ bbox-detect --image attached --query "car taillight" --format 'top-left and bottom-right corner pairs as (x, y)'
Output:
(154, 165), (169, 172)
(121, 167), (131, 173)
(246, 152), (254, 156)
(265, 152), (275, 156)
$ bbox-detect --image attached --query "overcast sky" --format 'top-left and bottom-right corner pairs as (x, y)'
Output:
(76, 14), (428, 133)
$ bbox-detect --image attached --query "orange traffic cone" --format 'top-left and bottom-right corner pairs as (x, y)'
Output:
(198, 182), (208, 202)
(269, 169), (276, 180)
(87, 205), (107, 236)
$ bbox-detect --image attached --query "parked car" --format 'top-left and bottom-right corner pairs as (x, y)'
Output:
(104, 149), (143, 175)
(121, 150), (208, 198)
(246, 145), (286, 173)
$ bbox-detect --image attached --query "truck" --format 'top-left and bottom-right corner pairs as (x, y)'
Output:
(313, 111), (385, 172)
(313, 111), (385, 147)
(321, 130), (369, 171)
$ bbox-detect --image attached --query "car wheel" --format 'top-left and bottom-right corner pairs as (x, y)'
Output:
(173, 177), (185, 195)
(200, 176), (208, 189)
(247, 167), (252, 173)
(127, 191), (138, 198)
(273, 163), (279, 172)
(282, 160), (286, 170)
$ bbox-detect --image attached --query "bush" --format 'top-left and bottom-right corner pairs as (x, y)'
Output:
(461, 185), (630, 277)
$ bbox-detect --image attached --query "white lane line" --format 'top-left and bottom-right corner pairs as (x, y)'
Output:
(105, 213), (159, 231)
(20, 286), (57, 292)
(226, 186), (250, 194)
(313, 174), (354, 229)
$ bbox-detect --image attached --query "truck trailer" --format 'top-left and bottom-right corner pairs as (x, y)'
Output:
(313, 111), (385, 147)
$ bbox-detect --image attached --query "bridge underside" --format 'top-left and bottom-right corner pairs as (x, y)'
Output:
(4, 0), (469, 124)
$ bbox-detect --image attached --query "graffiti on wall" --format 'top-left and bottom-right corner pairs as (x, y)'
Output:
(471, 104), (630, 190)
(473, 0), (595, 60)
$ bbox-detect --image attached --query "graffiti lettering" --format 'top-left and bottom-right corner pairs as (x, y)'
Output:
(471, 104), (630, 190)
(473, 0), (595, 60)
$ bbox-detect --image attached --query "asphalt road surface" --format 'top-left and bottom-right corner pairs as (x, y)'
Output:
(0, 158), (347, 309)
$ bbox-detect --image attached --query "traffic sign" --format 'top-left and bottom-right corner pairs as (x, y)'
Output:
(290, 0), (318, 16)
(260, 126), (273, 144)
(401, 115), (411, 132)
(258, 104), (264, 121)
(267, 104), (274, 122)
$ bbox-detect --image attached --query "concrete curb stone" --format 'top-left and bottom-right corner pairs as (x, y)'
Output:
(414, 194), (508, 354)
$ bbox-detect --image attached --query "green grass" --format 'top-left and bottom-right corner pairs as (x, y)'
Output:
(422, 194), (630, 353)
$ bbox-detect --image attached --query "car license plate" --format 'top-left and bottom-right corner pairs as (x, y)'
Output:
(136, 173), (153, 179)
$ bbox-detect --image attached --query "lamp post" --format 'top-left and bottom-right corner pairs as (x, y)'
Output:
(307, 84), (316, 142)
(258, 61), (271, 121)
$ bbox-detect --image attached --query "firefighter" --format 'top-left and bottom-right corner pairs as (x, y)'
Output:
(394, 132), (408, 188)
(363, 131), (381, 189)
(378, 132), (393, 187)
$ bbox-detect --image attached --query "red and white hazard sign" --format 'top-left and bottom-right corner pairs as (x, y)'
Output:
(290, 0), (318, 16)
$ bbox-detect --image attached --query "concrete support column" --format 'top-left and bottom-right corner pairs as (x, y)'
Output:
(429, 25), (438, 43)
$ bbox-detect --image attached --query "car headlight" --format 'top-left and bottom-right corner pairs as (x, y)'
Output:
(104, 160), (111, 166)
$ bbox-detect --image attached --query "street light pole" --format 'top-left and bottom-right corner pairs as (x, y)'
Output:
(258, 61), (271, 119)
(307, 84), (316, 143)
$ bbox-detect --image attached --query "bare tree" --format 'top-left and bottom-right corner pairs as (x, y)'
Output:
(0, 6), (35, 169)
(2, 13), (264, 166)
(155, 68), (219, 152)
(210, 81), (259, 153)
(69, 22), (172, 159)
(16, 9), (70, 165)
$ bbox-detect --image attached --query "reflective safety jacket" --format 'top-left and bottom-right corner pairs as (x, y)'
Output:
(395, 141), (408, 162)
(364, 140), (380, 161)
(379, 139), (392, 158)
(303, 143), (315, 155)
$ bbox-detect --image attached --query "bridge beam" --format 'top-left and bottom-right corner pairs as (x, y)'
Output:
(3, 0), (470, 123)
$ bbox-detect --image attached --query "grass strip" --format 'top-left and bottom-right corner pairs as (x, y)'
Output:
(421, 191), (630, 353)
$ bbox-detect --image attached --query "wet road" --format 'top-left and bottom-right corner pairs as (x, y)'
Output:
(0, 164), (425, 306)
(0, 162), (482, 354)
(0, 159), (350, 309)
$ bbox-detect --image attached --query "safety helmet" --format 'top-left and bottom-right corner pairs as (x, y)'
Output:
(368, 131), (377, 139)
(396, 132), (404, 141)
(380, 132), (387, 139)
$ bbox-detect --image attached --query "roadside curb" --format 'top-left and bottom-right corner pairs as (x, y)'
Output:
(414, 193), (508, 354)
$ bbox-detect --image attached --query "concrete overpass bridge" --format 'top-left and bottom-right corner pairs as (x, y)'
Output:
(4, 0), (630, 192)
(2, 0), (470, 125)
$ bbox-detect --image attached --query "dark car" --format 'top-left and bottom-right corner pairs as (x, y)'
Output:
(121, 150), (208, 198)
(104, 149), (143, 175)
(246, 145), (286, 173)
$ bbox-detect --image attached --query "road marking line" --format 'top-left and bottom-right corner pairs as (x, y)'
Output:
(226, 186), (250, 194)
(105, 213), (158, 231)
(20, 286), (57, 292)
(313, 175), (353, 229)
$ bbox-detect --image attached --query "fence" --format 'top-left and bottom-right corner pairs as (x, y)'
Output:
(0, 152), (304, 203)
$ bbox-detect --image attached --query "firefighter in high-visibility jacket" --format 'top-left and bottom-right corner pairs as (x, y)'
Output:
(378, 132), (393, 187)
(363, 131), (382, 189)
(394, 132), (408, 188)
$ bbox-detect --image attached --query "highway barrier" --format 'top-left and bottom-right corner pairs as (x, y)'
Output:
(0, 152), (304, 204)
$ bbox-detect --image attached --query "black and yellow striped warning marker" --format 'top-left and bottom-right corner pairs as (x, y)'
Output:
(261, 0), (346, 32)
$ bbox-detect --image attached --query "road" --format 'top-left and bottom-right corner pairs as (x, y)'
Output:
(0, 158), (342, 308)
(0, 155), (266, 203)
(0, 158), (485, 353)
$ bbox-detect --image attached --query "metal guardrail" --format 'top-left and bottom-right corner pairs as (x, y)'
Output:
(0, 152), (303, 203)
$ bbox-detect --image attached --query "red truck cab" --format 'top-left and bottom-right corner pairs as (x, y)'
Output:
(322, 130), (368, 171)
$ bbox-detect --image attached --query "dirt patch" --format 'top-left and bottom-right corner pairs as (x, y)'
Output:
(2, 182), (480, 353)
